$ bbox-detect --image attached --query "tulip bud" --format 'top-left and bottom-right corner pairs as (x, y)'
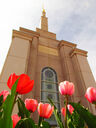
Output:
(38, 102), (54, 118)
(0, 90), (9, 102)
(59, 81), (74, 96)
(61, 104), (74, 117)
(12, 114), (21, 128)
(85, 87), (96, 104)
(25, 98), (38, 112)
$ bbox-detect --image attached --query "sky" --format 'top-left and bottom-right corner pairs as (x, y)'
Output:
(0, 0), (96, 81)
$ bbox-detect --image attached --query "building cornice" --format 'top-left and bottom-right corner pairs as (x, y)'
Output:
(70, 48), (88, 57)
(58, 40), (77, 49)
(20, 27), (40, 37)
(12, 30), (35, 41)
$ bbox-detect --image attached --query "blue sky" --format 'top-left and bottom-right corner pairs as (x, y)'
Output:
(0, 0), (96, 81)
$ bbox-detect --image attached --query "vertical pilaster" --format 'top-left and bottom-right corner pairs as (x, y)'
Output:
(23, 36), (39, 100)
(59, 41), (80, 110)
(70, 48), (96, 113)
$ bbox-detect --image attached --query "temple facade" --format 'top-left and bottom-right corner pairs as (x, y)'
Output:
(0, 9), (96, 126)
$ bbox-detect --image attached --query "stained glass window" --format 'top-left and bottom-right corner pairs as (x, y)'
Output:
(41, 67), (60, 126)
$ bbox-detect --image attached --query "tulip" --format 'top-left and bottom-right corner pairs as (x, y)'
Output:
(85, 87), (96, 104)
(59, 81), (74, 96)
(12, 114), (21, 128)
(7, 73), (34, 94)
(38, 102), (54, 118)
(0, 90), (9, 102)
(61, 104), (74, 117)
(67, 104), (74, 114)
(25, 98), (38, 112)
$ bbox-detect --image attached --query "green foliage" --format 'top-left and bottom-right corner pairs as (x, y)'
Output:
(15, 118), (36, 128)
(67, 108), (84, 128)
(38, 117), (51, 128)
(0, 95), (3, 107)
(40, 121), (51, 128)
(0, 79), (19, 128)
(0, 95), (3, 119)
(70, 102), (96, 128)
(71, 110), (84, 128)
(48, 97), (64, 128)
(67, 108), (75, 128)
(17, 97), (30, 118)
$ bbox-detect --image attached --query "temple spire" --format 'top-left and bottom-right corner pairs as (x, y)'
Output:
(42, 4), (46, 17)
(41, 6), (48, 31)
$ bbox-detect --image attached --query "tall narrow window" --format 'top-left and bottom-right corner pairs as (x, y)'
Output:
(41, 67), (60, 126)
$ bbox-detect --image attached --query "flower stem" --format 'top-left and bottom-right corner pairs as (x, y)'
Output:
(65, 95), (68, 128)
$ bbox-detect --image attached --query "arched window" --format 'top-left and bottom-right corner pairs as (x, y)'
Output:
(41, 67), (60, 126)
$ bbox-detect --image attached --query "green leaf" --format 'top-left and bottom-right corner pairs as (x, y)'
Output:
(70, 102), (96, 128)
(38, 117), (43, 127)
(0, 78), (19, 128)
(67, 109), (75, 128)
(48, 98), (64, 128)
(38, 117), (51, 128)
(11, 78), (19, 96)
(17, 97), (30, 118)
(0, 95), (3, 107)
(15, 118), (36, 128)
(71, 110), (84, 128)
(41, 121), (51, 128)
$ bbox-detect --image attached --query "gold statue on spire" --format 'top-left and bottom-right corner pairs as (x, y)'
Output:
(42, 0), (46, 17)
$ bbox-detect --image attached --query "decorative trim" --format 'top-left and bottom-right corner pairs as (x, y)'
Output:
(12, 30), (33, 41)
(58, 40), (77, 49)
(70, 48), (88, 57)
(20, 27), (40, 37)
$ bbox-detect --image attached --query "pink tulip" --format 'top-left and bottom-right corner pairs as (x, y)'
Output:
(85, 87), (96, 104)
(67, 104), (74, 114)
(38, 102), (54, 118)
(25, 98), (38, 112)
(0, 90), (9, 102)
(59, 81), (74, 96)
(61, 104), (74, 117)
(12, 114), (21, 128)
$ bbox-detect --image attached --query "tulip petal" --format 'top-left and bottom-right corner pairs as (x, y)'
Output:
(85, 87), (96, 103)
(59, 81), (75, 96)
(18, 80), (34, 94)
(17, 74), (30, 91)
(44, 104), (51, 118)
(38, 103), (53, 118)
(38, 103), (44, 117)
(25, 98), (38, 112)
(47, 106), (54, 118)
(7, 73), (18, 89)
(12, 114), (21, 128)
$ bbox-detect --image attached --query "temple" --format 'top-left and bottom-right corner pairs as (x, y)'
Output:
(0, 8), (96, 126)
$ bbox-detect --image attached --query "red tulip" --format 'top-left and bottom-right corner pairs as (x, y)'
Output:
(25, 98), (38, 112)
(85, 87), (96, 104)
(67, 104), (74, 114)
(0, 90), (9, 102)
(12, 114), (21, 128)
(59, 81), (74, 96)
(61, 104), (74, 117)
(38, 102), (54, 118)
(7, 73), (34, 94)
